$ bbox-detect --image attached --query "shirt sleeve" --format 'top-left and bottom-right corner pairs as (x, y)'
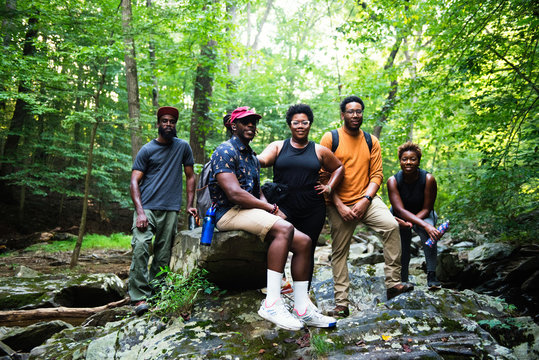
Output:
(320, 132), (332, 150)
(211, 143), (237, 176)
(369, 135), (384, 186)
(182, 141), (195, 166)
(132, 146), (148, 172)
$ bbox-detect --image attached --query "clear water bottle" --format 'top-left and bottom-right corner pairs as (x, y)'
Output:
(200, 204), (216, 246)
(426, 220), (450, 247)
(188, 215), (196, 230)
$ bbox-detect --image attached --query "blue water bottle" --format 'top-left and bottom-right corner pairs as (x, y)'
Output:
(426, 220), (450, 247)
(200, 204), (216, 246)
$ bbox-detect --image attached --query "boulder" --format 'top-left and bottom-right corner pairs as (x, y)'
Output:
(0, 273), (126, 310)
(468, 243), (514, 262)
(0, 320), (72, 354)
(170, 229), (269, 290)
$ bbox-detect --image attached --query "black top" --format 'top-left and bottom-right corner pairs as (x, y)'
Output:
(394, 168), (428, 215)
(273, 139), (324, 215)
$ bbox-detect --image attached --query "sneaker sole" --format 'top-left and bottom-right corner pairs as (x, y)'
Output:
(303, 320), (337, 328)
(258, 309), (303, 331)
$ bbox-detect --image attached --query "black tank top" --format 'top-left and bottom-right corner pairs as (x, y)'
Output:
(394, 168), (428, 214)
(273, 139), (324, 213)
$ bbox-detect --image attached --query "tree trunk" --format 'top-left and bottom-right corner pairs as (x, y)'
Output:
(121, 0), (143, 161)
(189, 40), (217, 164)
(147, 0), (159, 108)
(0, 298), (129, 326)
(372, 36), (403, 139)
(251, 0), (274, 50)
(70, 52), (110, 267)
(70, 119), (98, 268)
(3, 16), (38, 160)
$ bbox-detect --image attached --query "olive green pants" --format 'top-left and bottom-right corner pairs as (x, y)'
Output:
(128, 209), (178, 302)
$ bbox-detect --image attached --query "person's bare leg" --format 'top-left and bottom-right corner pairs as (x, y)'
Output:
(290, 230), (311, 281)
(265, 219), (294, 272)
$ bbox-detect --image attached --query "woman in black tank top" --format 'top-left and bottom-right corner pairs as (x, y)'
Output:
(387, 142), (442, 290)
(259, 104), (343, 287)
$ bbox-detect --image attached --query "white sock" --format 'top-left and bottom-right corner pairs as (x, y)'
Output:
(293, 281), (309, 315)
(266, 269), (282, 305)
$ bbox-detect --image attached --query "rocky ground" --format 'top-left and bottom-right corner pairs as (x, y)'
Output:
(0, 248), (131, 280)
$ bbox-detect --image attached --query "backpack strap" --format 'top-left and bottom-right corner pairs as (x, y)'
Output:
(362, 130), (372, 153)
(330, 129), (372, 153)
(331, 129), (339, 153)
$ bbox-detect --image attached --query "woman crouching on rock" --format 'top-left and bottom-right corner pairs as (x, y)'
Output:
(387, 142), (442, 290)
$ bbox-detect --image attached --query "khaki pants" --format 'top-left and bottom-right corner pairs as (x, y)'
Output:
(327, 196), (401, 307)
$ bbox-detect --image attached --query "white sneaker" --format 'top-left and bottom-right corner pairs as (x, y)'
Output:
(258, 298), (303, 331)
(294, 304), (337, 328)
(307, 298), (322, 313)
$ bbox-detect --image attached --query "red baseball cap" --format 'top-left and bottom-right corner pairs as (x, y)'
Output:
(157, 106), (179, 121)
(226, 106), (261, 127)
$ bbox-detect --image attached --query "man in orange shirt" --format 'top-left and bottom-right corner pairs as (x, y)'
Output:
(320, 96), (413, 318)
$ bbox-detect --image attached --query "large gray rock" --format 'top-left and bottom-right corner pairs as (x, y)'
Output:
(468, 243), (514, 262)
(26, 271), (539, 360)
(0, 273), (126, 310)
(170, 229), (269, 290)
(1, 320), (72, 353)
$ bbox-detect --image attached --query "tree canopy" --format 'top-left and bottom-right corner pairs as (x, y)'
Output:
(1, 0), (537, 243)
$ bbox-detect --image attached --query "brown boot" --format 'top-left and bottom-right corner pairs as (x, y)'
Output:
(326, 305), (350, 318)
(386, 283), (414, 300)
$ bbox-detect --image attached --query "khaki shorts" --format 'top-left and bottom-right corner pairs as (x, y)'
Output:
(216, 206), (280, 240)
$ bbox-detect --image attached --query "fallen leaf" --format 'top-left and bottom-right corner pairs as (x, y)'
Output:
(381, 334), (392, 341)
(296, 333), (311, 348)
(258, 349), (265, 354)
(402, 344), (411, 352)
(441, 337), (448, 342)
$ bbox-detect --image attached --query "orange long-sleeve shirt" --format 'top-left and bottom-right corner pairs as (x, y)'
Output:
(320, 128), (383, 206)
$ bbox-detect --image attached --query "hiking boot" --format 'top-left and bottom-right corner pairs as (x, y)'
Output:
(133, 300), (149, 316)
(427, 271), (441, 290)
(295, 304), (337, 328)
(258, 298), (303, 331)
(386, 283), (414, 300)
(326, 305), (349, 318)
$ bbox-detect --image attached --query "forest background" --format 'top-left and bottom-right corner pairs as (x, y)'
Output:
(0, 0), (537, 248)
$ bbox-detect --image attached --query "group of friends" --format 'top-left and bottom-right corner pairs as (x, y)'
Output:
(128, 96), (443, 331)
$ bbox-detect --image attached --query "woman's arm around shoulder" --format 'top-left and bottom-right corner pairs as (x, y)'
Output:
(257, 140), (284, 168)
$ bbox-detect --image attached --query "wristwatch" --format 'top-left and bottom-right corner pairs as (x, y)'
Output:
(363, 195), (373, 202)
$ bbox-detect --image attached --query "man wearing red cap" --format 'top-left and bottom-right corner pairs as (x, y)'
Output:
(208, 106), (337, 331)
(129, 106), (197, 316)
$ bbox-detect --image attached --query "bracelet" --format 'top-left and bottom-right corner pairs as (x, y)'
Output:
(269, 203), (279, 215)
(363, 195), (373, 202)
(327, 185), (332, 193)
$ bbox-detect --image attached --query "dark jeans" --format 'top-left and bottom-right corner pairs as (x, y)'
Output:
(400, 211), (438, 282)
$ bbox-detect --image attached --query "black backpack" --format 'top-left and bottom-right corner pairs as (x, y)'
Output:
(196, 161), (213, 218)
(330, 129), (373, 153)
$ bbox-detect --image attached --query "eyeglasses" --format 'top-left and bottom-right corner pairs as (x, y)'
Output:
(291, 120), (310, 126)
(345, 109), (363, 115)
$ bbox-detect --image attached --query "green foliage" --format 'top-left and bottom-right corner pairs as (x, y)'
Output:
(23, 233), (131, 253)
(150, 267), (220, 321)
(0, 0), (536, 242)
(311, 334), (336, 357)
